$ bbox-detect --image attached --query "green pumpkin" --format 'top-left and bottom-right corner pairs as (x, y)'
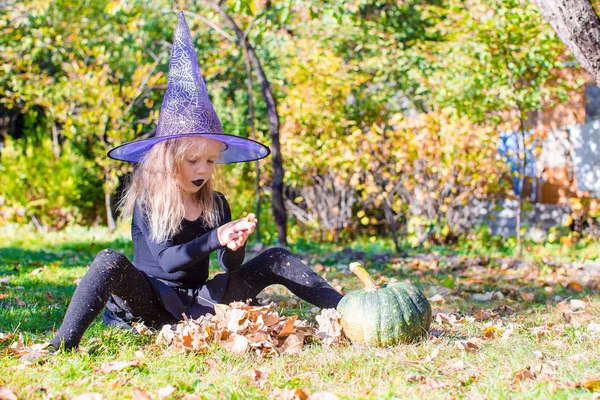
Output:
(336, 262), (432, 346)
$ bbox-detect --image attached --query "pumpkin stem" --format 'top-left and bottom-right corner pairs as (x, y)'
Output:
(349, 262), (380, 291)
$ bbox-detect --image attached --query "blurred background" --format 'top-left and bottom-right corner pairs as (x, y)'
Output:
(1, 0), (599, 253)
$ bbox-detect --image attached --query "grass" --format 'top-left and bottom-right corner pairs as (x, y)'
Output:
(1, 223), (599, 399)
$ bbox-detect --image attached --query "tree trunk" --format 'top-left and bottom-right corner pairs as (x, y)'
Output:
(105, 169), (116, 233)
(536, 0), (600, 86)
(515, 122), (528, 259)
(382, 198), (401, 253)
(51, 124), (60, 160)
(204, 1), (287, 245)
(243, 43), (262, 242)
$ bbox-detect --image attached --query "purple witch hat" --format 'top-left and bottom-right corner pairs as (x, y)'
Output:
(108, 11), (270, 163)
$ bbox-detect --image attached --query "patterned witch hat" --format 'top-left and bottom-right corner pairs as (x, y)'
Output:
(108, 11), (270, 163)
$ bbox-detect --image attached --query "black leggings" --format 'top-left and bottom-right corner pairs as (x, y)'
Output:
(50, 248), (342, 350)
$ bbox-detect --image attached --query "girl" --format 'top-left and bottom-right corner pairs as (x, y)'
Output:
(49, 12), (342, 351)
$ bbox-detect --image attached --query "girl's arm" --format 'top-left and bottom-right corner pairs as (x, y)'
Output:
(216, 194), (246, 272)
(133, 206), (223, 274)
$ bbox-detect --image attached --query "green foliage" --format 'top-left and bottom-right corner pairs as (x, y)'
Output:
(0, 0), (585, 245)
(420, 0), (574, 124)
(0, 115), (103, 228)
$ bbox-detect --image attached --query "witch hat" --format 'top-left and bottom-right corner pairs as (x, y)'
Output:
(108, 11), (270, 163)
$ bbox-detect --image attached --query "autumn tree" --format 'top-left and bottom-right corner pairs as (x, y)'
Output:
(419, 0), (573, 256)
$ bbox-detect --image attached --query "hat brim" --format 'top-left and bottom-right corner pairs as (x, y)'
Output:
(107, 133), (271, 164)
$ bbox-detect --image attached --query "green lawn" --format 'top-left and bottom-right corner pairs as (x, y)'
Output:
(1, 224), (599, 399)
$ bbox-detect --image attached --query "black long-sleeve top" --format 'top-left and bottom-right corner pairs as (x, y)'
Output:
(131, 192), (245, 289)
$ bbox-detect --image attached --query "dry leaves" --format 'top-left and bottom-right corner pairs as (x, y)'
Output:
(0, 387), (18, 400)
(131, 321), (153, 336)
(315, 308), (345, 347)
(5, 333), (51, 364)
(435, 312), (467, 326)
(272, 388), (339, 400)
(30, 266), (47, 275)
(157, 385), (176, 399)
(71, 394), (103, 400)
(455, 338), (482, 353)
(132, 388), (152, 400)
(96, 359), (142, 374)
(582, 378), (600, 391)
(514, 362), (558, 382)
(157, 302), (315, 357)
(405, 374), (454, 390)
(0, 332), (14, 342)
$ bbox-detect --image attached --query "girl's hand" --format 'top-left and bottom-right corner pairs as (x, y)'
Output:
(217, 213), (257, 250)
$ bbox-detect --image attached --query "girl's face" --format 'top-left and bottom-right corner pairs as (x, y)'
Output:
(178, 137), (222, 195)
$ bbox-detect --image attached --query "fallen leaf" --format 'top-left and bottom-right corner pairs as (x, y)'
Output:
(282, 332), (304, 354)
(583, 378), (600, 391)
(567, 281), (584, 292)
(421, 377), (454, 389)
(471, 292), (494, 302)
(97, 360), (142, 374)
(570, 299), (587, 311)
(589, 322), (600, 333)
(273, 387), (309, 400)
(30, 266), (47, 275)
(514, 366), (535, 381)
(501, 324), (514, 340)
(482, 325), (502, 339)
(315, 308), (344, 347)
(533, 362), (557, 380)
(132, 322), (153, 336)
(223, 334), (249, 356)
(521, 292), (535, 301)
(0, 294), (9, 299)
(531, 326), (551, 341)
(436, 313), (465, 326)
(455, 339), (481, 352)
(428, 294), (445, 303)
(14, 298), (26, 307)
(568, 353), (587, 361)
(182, 395), (202, 400)
(71, 394), (103, 400)
(406, 373), (425, 383)
(251, 367), (268, 386)
(0, 387), (18, 400)
(447, 358), (466, 371)
(424, 348), (439, 362)
(473, 309), (497, 322)
(307, 392), (339, 400)
(279, 315), (298, 337)
(492, 305), (516, 316)
(0, 332), (14, 342)
(132, 388), (152, 400)
(157, 385), (176, 399)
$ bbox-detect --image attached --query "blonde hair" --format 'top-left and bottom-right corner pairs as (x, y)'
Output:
(120, 137), (223, 243)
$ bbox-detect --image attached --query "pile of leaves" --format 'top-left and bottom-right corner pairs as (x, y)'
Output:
(156, 302), (346, 357)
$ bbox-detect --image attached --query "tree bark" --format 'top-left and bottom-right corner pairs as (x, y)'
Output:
(243, 42), (262, 242)
(201, 2), (287, 244)
(536, 0), (600, 85)
(105, 169), (116, 233)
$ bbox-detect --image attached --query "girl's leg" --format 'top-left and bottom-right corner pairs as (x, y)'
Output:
(220, 247), (343, 309)
(49, 249), (173, 351)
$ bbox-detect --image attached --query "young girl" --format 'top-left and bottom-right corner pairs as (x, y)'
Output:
(49, 13), (342, 351)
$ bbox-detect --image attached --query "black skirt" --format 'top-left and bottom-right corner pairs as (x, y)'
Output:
(103, 271), (229, 329)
